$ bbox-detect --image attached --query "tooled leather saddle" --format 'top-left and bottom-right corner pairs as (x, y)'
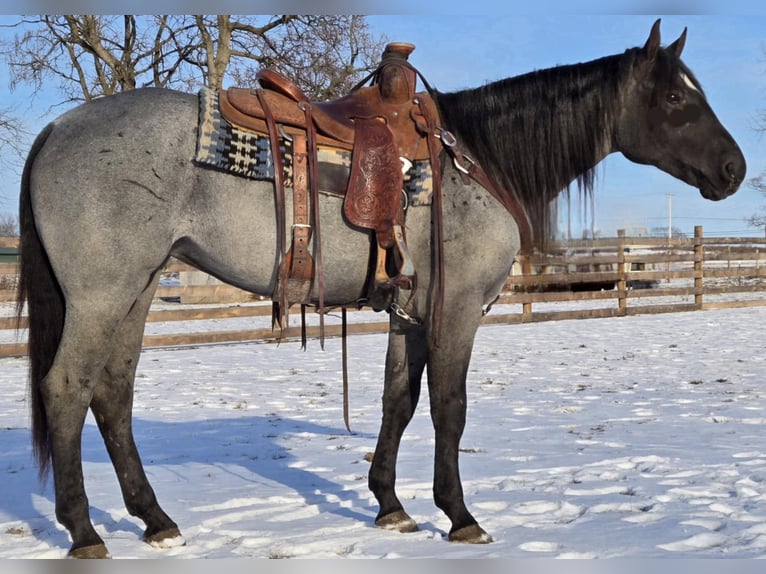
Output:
(217, 43), (442, 338)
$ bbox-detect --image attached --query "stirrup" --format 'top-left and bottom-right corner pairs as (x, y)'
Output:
(373, 224), (416, 290)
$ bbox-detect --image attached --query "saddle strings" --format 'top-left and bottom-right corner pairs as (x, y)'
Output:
(255, 88), (290, 332)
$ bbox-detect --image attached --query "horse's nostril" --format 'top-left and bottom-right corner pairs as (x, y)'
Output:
(723, 156), (747, 183)
(722, 152), (746, 185)
(725, 162), (738, 182)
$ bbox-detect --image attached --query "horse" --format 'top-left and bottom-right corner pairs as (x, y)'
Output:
(16, 20), (745, 558)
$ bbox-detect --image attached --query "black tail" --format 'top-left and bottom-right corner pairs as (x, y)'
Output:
(16, 123), (63, 481)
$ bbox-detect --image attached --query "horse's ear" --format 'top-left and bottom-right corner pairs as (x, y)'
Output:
(642, 18), (662, 62)
(667, 27), (687, 58)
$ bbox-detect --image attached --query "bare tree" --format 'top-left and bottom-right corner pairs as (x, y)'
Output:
(745, 175), (766, 236)
(745, 102), (766, 234)
(0, 110), (26, 162)
(2, 15), (387, 104)
(0, 212), (19, 236)
(745, 65), (766, 236)
(211, 15), (387, 100)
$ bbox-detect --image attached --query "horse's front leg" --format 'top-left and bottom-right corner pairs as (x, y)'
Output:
(368, 316), (428, 532)
(427, 305), (492, 543)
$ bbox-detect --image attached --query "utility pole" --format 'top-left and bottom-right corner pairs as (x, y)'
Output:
(667, 192), (673, 240)
(666, 192), (673, 281)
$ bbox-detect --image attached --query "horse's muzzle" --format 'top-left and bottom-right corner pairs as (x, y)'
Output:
(700, 148), (746, 201)
(724, 147), (747, 186)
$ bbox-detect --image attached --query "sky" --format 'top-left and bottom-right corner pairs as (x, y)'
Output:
(362, 14), (766, 238)
(1, 5), (766, 238)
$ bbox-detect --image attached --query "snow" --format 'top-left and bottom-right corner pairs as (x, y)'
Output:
(3, 300), (766, 559)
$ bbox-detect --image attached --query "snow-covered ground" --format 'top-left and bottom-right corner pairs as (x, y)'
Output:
(2, 299), (766, 559)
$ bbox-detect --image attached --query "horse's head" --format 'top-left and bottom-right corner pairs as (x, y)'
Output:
(616, 19), (746, 200)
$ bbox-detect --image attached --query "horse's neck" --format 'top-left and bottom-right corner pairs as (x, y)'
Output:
(436, 54), (622, 244)
(440, 54), (620, 195)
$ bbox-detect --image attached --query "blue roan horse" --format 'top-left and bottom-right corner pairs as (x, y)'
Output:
(17, 20), (745, 557)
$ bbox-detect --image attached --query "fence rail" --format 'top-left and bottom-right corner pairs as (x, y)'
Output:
(3, 226), (766, 357)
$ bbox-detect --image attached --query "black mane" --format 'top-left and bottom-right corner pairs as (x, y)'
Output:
(435, 49), (642, 246)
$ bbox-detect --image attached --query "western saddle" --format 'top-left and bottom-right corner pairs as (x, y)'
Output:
(217, 42), (531, 346)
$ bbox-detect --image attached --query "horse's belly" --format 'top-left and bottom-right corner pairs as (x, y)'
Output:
(177, 181), (375, 306)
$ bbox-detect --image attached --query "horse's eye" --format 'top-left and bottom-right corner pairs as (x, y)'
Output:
(666, 92), (681, 105)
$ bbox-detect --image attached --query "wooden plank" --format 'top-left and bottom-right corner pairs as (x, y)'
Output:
(4, 304), (377, 331)
(0, 262), (18, 273)
(141, 320), (389, 348)
(0, 341), (27, 357)
(704, 252), (766, 262)
(0, 237), (19, 248)
(0, 315), (24, 330)
(625, 303), (699, 316)
(161, 261), (197, 273)
(703, 299), (766, 311)
(548, 236), (693, 249)
(0, 290), (17, 303)
(154, 284), (257, 299)
(625, 269), (696, 281)
(700, 237), (766, 246)
(507, 268), (696, 286)
(508, 271), (621, 286)
(703, 267), (766, 279)
(702, 284), (766, 295)
(501, 290), (617, 304)
(623, 253), (694, 264)
(527, 254), (622, 266)
(482, 307), (625, 324)
(625, 286), (696, 299)
(146, 304), (273, 323)
(1, 320), (391, 358)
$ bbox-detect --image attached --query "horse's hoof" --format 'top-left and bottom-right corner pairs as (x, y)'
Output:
(375, 510), (419, 533)
(144, 527), (186, 548)
(67, 543), (111, 559)
(448, 523), (493, 544)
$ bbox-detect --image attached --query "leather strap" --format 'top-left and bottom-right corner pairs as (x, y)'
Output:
(341, 308), (350, 431)
(303, 103), (326, 348)
(418, 97), (446, 346)
(255, 88), (289, 329)
(284, 133), (314, 310)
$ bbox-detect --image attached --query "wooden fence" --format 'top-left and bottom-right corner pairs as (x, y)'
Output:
(3, 226), (766, 357)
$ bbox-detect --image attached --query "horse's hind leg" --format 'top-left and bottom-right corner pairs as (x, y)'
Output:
(41, 301), (141, 558)
(369, 318), (427, 532)
(89, 274), (182, 548)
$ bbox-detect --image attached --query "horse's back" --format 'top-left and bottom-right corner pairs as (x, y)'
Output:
(26, 89), (202, 295)
(32, 88), (198, 210)
(26, 87), (375, 304)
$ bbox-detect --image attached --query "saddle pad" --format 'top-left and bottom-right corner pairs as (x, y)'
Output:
(194, 87), (433, 206)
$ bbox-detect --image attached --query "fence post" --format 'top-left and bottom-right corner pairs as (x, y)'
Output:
(694, 225), (704, 307)
(617, 229), (627, 313)
(521, 255), (533, 318)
